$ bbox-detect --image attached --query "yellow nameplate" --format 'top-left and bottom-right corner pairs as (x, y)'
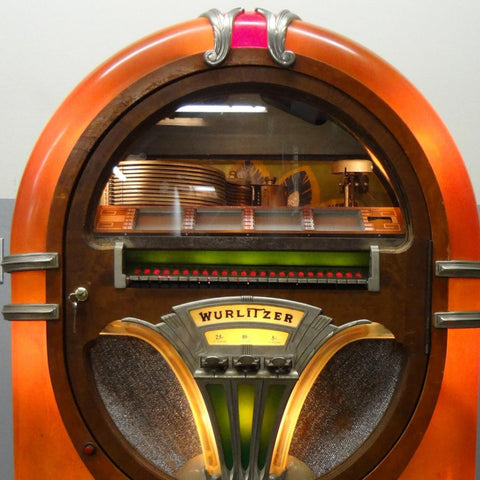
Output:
(204, 328), (290, 346)
(190, 304), (304, 328)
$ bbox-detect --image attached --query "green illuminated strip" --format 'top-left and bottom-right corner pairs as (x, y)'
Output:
(126, 250), (369, 267)
(238, 384), (256, 470)
(258, 385), (286, 470)
(206, 384), (233, 470)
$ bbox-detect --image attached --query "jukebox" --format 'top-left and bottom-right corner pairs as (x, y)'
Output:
(3, 8), (480, 480)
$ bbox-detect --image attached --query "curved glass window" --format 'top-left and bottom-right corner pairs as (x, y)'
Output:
(95, 92), (404, 237)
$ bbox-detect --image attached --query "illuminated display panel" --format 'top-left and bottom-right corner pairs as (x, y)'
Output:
(119, 249), (373, 289)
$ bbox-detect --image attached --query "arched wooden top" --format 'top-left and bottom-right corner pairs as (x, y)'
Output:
(12, 12), (479, 259)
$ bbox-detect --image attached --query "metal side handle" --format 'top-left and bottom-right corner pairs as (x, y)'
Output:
(2, 303), (59, 321)
(0, 238), (59, 284)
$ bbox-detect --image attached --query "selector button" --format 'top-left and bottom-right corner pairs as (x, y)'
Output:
(233, 355), (261, 373)
(201, 356), (229, 373)
(266, 357), (293, 374)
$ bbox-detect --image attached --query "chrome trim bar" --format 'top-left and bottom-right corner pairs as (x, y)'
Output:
(367, 245), (380, 292)
(2, 252), (59, 273)
(0, 238), (59, 284)
(114, 241), (127, 288)
(434, 311), (480, 329)
(435, 260), (480, 278)
(2, 303), (59, 321)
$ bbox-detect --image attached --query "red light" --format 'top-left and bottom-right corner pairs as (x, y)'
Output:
(173, 269), (180, 275)
(327, 272), (334, 278)
(231, 270), (238, 276)
(250, 271), (257, 277)
(144, 268), (151, 275)
(298, 271), (305, 277)
(317, 272), (324, 277)
(355, 272), (363, 278)
(307, 271), (314, 277)
(279, 271), (286, 277)
(269, 271), (276, 277)
(211, 269), (218, 276)
(83, 443), (96, 456)
(192, 269), (199, 275)
(288, 271), (296, 277)
(240, 270), (248, 277)
(202, 269), (209, 276)
(336, 272), (343, 278)
(134, 268), (142, 275)
(153, 268), (161, 275)
(163, 269), (170, 275)
(221, 270), (228, 276)
(182, 269), (189, 275)
(259, 271), (267, 277)
(346, 272), (353, 278)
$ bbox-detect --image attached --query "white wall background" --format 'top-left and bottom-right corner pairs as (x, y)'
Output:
(1, 0), (480, 201)
(1, 1), (479, 479)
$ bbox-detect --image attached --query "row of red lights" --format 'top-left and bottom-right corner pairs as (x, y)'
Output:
(132, 267), (363, 279)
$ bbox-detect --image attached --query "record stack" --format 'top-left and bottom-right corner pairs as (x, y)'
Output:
(108, 159), (227, 207)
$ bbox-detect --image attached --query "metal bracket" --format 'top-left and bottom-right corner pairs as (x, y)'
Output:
(434, 311), (480, 329)
(2, 303), (59, 321)
(436, 260), (480, 278)
(114, 241), (127, 288)
(434, 261), (480, 328)
(0, 238), (59, 284)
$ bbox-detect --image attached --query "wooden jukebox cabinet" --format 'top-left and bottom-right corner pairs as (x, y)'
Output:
(4, 8), (480, 480)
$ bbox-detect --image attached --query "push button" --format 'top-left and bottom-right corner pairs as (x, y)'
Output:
(201, 356), (229, 373)
(266, 357), (293, 374)
(233, 355), (260, 373)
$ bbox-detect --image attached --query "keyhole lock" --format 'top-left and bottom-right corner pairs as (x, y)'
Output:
(69, 286), (89, 304)
(69, 287), (89, 334)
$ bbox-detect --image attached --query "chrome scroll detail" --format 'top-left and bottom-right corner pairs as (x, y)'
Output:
(435, 260), (480, 278)
(434, 311), (480, 329)
(256, 8), (300, 67)
(201, 8), (244, 66)
(2, 303), (59, 321)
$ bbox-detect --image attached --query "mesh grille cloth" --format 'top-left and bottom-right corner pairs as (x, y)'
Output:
(289, 339), (405, 476)
(89, 336), (202, 474)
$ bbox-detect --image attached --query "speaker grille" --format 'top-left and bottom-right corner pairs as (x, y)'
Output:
(289, 339), (405, 475)
(89, 336), (202, 474)
(89, 337), (404, 477)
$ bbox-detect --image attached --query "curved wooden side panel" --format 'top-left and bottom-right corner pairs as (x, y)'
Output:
(10, 19), (213, 479)
(286, 22), (480, 478)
